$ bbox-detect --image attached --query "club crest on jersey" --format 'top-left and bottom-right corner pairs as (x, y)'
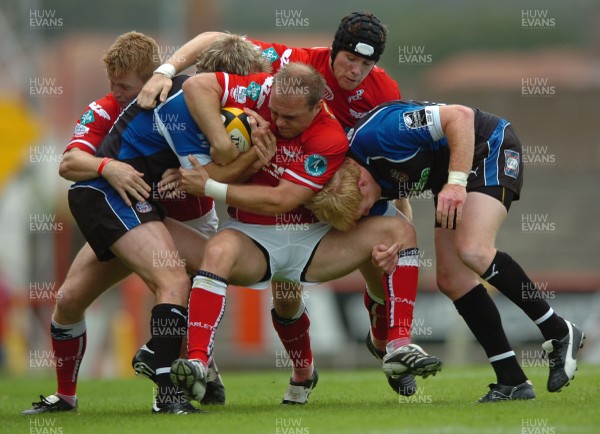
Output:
(348, 89), (364, 103)
(135, 201), (152, 214)
(80, 109), (94, 125)
(323, 85), (334, 101)
(403, 109), (427, 129)
(262, 47), (279, 63)
(504, 150), (520, 179)
(304, 154), (328, 176)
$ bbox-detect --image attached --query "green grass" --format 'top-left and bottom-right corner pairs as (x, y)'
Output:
(2, 365), (599, 434)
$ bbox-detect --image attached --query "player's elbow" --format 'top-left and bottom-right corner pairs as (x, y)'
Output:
(58, 152), (76, 180)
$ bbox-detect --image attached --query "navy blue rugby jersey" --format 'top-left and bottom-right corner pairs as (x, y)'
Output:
(348, 100), (503, 202)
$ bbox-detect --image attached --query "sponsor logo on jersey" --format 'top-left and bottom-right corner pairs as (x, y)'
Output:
(262, 47), (279, 63)
(230, 86), (247, 103)
(246, 81), (261, 101)
(80, 109), (94, 125)
(73, 123), (90, 137)
(403, 109), (427, 129)
(349, 108), (367, 120)
(304, 154), (328, 176)
(90, 102), (111, 120)
(389, 169), (409, 183)
(347, 89), (364, 103)
(280, 48), (293, 68)
(504, 150), (520, 179)
(135, 201), (152, 214)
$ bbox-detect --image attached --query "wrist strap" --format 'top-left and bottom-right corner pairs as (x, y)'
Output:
(447, 171), (468, 187)
(205, 178), (228, 202)
(97, 157), (113, 176)
(153, 63), (176, 79)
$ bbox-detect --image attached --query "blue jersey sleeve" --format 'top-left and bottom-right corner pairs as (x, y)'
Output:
(154, 91), (212, 168)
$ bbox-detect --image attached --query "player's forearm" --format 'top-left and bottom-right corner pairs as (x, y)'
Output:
(204, 150), (259, 183)
(166, 31), (224, 73)
(182, 74), (232, 150)
(441, 105), (475, 177)
(224, 185), (305, 216)
(59, 149), (102, 181)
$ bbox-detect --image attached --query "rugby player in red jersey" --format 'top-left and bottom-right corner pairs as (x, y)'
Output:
(139, 12), (421, 397)
(164, 63), (441, 406)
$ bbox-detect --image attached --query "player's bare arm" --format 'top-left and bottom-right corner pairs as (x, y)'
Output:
(182, 73), (240, 165)
(137, 31), (225, 108)
(59, 148), (150, 206)
(436, 105), (475, 229)
(180, 156), (314, 215)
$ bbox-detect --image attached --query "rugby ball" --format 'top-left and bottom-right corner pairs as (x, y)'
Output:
(221, 107), (252, 152)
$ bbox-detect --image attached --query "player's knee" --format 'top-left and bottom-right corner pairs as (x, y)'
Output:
(455, 241), (491, 275)
(54, 285), (86, 321)
(383, 217), (416, 247)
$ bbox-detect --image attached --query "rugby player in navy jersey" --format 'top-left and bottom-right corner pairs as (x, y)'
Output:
(309, 100), (585, 402)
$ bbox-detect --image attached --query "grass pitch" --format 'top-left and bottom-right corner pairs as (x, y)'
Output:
(2, 365), (599, 434)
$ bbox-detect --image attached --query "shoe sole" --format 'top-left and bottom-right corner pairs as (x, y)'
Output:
(133, 361), (157, 383)
(170, 359), (207, 403)
(383, 358), (443, 378)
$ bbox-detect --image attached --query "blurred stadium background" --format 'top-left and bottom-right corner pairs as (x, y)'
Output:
(1, 0), (599, 381)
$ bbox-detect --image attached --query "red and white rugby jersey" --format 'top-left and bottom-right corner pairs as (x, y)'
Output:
(216, 71), (348, 225)
(65, 93), (213, 220)
(248, 39), (401, 130)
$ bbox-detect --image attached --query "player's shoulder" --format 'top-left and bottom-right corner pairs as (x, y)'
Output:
(303, 104), (348, 148)
(82, 93), (121, 123)
(365, 66), (398, 91)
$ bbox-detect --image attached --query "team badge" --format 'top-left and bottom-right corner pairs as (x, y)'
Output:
(80, 109), (94, 125)
(304, 154), (328, 176)
(135, 201), (152, 214)
(323, 85), (334, 101)
(403, 109), (427, 129)
(504, 150), (520, 179)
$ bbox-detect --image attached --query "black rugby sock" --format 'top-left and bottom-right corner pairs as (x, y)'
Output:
(482, 251), (568, 341)
(454, 284), (527, 386)
(150, 303), (187, 407)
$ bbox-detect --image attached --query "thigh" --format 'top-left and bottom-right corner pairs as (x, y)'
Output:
(164, 217), (209, 272)
(201, 228), (269, 286)
(110, 221), (189, 295)
(306, 215), (416, 283)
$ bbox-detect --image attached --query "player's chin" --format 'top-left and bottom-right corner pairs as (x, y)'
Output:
(340, 77), (359, 90)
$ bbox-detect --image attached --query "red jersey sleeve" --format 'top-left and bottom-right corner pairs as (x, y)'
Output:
(65, 93), (121, 154)
(215, 72), (273, 118)
(247, 38), (331, 73)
